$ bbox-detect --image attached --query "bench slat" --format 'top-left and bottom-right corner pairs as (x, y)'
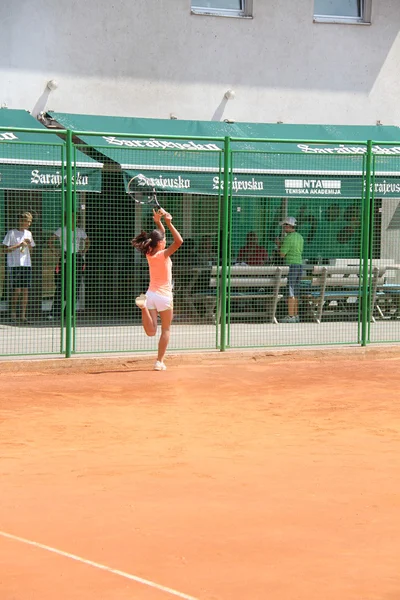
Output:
(209, 277), (287, 288)
(211, 266), (289, 276)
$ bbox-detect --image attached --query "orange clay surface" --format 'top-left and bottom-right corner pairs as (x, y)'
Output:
(1, 352), (400, 600)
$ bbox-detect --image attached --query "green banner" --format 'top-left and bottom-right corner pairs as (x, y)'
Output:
(0, 163), (102, 192)
(123, 170), (400, 198)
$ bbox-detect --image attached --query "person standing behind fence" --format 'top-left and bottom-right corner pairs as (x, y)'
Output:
(276, 217), (304, 323)
(131, 209), (183, 371)
(48, 213), (90, 320)
(2, 212), (35, 324)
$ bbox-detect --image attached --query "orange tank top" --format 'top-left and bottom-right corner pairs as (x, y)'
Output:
(147, 250), (172, 296)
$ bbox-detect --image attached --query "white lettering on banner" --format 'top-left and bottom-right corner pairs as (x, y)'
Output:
(0, 132), (18, 142)
(284, 179), (342, 195)
(371, 180), (400, 195)
(213, 176), (264, 191)
(132, 173), (191, 190)
(298, 143), (400, 155)
(104, 136), (220, 152)
(31, 170), (89, 186)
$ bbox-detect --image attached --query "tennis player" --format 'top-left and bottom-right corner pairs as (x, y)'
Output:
(131, 209), (183, 371)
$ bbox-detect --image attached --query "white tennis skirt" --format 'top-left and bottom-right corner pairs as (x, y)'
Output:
(146, 290), (173, 312)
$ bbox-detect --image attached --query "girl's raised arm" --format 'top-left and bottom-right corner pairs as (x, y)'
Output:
(153, 208), (166, 235)
(163, 213), (183, 257)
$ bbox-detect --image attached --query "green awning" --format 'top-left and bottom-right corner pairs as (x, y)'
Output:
(0, 109), (102, 192)
(48, 112), (400, 198)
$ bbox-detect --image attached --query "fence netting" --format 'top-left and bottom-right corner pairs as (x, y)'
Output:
(369, 153), (400, 343)
(226, 149), (366, 348)
(1, 130), (400, 357)
(1, 140), (65, 356)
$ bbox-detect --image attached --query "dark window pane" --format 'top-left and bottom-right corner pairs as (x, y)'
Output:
(192, 1), (243, 10)
(314, 0), (361, 17)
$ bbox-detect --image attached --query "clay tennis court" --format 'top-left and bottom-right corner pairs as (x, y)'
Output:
(1, 349), (400, 600)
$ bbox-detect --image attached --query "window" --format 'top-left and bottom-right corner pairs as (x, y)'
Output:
(191, 0), (252, 18)
(314, 0), (371, 23)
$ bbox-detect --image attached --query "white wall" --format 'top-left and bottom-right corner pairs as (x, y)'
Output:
(1, 0), (399, 125)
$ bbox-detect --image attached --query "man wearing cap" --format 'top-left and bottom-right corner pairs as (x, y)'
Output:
(277, 217), (304, 323)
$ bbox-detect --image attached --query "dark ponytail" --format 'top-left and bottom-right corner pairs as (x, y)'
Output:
(131, 229), (165, 256)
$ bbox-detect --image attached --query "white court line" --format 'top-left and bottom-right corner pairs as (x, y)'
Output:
(0, 530), (199, 600)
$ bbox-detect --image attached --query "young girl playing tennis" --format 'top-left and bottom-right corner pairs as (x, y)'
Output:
(131, 209), (183, 371)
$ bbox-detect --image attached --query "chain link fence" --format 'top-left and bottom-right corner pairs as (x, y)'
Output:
(368, 152), (400, 343)
(1, 126), (400, 357)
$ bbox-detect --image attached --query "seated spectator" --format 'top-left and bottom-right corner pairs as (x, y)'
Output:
(180, 238), (198, 267)
(236, 232), (268, 266)
(198, 236), (216, 267)
(173, 238), (198, 275)
(172, 238), (198, 318)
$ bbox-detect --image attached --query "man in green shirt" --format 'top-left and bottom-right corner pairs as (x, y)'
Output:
(277, 217), (304, 323)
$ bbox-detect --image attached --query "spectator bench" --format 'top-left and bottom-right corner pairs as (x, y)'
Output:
(187, 265), (289, 324)
(304, 265), (386, 324)
(328, 259), (400, 320)
(376, 283), (400, 319)
(187, 264), (387, 325)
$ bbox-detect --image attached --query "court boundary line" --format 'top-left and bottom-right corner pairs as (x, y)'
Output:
(0, 530), (199, 600)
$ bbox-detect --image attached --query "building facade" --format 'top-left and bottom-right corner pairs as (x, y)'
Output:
(1, 0), (399, 125)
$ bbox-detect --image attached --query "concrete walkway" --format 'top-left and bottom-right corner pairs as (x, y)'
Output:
(1, 319), (399, 357)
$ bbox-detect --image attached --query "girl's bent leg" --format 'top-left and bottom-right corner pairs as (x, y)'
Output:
(141, 307), (158, 336)
(158, 309), (173, 363)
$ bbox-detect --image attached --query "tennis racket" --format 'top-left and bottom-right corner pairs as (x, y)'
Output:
(127, 178), (163, 211)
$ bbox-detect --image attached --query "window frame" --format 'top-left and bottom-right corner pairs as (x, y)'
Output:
(191, 0), (253, 19)
(313, 0), (372, 24)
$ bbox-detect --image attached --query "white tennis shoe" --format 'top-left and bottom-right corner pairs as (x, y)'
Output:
(135, 294), (147, 309)
(154, 361), (167, 371)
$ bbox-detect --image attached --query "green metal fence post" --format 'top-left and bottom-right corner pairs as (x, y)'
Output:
(216, 151), (223, 350)
(65, 129), (73, 358)
(220, 136), (231, 351)
(226, 149), (233, 349)
(361, 140), (373, 347)
(367, 152), (376, 342)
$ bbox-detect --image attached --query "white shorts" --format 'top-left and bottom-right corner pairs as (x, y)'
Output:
(146, 290), (173, 312)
